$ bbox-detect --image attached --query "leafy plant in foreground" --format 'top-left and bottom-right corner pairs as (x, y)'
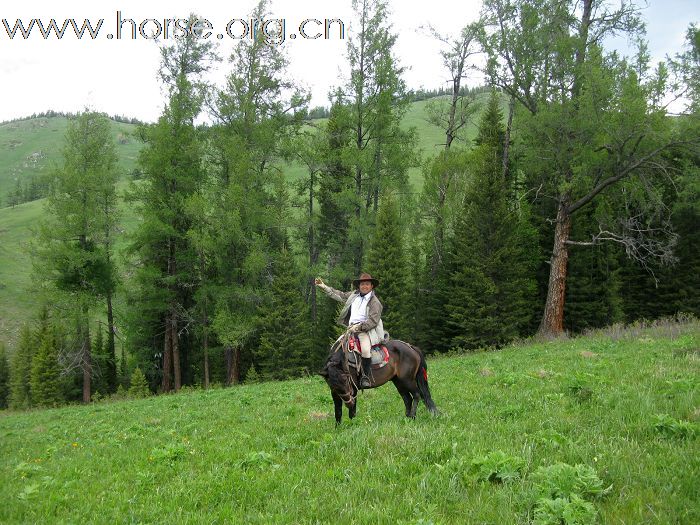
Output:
(470, 450), (526, 483)
(533, 493), (597, 525)
(653, 414), (698, 439)
(532, 463), (609, 501)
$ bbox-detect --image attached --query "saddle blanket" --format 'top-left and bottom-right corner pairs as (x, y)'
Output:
(347, 338), (390, 369)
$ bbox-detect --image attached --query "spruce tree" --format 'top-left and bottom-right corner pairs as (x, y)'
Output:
(417, 148), (472, 353)
(367, 195), (411, 340)
(0, 343), (9, 409)
(564, 205), (624, 332)
(254, 249), (312, 380)
(8, 325), (34, 409)
(30, 327), (64, 408)
(666, 163), (700, 316)
(128, 368), (151, 398)
(446, 92), (537, 348)
(90, 327), (110, 395)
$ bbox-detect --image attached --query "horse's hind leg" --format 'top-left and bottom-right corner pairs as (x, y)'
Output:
(410, 390), (420, 418)
(392, 378), (415, 418)
(405, 379), (422, 418)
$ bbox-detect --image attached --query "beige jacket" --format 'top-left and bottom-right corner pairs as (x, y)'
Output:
(320, 284), (386, 346)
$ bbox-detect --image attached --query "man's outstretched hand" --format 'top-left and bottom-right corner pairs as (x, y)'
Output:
(315, 277), (325, 286)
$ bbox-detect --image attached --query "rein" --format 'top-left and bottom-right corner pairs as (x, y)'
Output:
(329, 329), (359, 405)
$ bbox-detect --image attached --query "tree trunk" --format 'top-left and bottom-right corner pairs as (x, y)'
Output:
(538, 0), (591, 337)
(225, 345), (240, 385)
(82, 314), (92, 403)
(445, 66), (461, 149)
(502, 96), (515, 184)
(354, 160), (364, 274)
(171, 313), (181, 391)
(106, 291), (116, 392)
(538, 198), (572, 336)
(203, 305), (210, 390)
(162, 314), (172, 392)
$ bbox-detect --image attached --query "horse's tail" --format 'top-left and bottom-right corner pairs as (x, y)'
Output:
(412, 345), (438, 415)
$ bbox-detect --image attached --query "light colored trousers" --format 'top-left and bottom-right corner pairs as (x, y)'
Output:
(357, 332), (371, 358)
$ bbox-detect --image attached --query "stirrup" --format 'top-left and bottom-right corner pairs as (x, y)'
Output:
(360, 376), (371, 388)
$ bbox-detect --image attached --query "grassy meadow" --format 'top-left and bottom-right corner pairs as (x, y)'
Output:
(1, 320), (698, 524)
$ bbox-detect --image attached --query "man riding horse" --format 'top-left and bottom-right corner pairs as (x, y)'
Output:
(315, 273), (385, 388)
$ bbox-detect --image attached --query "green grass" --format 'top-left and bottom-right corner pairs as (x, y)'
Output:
(1, 323), (698, 524)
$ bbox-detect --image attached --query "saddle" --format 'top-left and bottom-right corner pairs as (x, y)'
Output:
(346, 335), (390, 371)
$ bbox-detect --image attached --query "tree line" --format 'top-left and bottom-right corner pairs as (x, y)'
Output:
(1, 0), (698, 409)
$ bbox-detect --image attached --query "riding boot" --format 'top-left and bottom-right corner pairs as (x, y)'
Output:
(360, 357), (372, 388)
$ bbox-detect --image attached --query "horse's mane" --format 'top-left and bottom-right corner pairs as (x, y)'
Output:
(320, 349), (348, 392)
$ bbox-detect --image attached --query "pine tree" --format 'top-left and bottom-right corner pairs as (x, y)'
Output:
(30, 327), (64, 408)
(367, 195), (411, 340)
(0, 343), (9, 409)
(127, 17), (217, 392)
(33, 111), (119, 403)
(445, 92), (537, 349)
(344, 0), (417, 272)
(255, 249), (312, 380)
(207, 0), (307, 385)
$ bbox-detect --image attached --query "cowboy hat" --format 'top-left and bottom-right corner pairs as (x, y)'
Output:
(352, 272), (379, 288)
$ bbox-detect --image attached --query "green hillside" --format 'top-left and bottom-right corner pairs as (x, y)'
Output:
(0, 97), (485, 349)
(1, 323), (698, 523)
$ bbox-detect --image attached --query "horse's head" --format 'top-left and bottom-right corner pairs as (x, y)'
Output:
(319, 349), (355, 407)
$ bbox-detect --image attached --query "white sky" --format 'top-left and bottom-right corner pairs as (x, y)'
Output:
(0, 0), (697, 123)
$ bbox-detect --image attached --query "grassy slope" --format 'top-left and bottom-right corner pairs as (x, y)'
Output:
(1, 324), (698, 524)
(0, 96), (487, 349)
(0, 117), (141, 202)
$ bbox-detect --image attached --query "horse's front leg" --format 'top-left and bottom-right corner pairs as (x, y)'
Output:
(348, 386), (358, 419)
(332, 392), (343, 426)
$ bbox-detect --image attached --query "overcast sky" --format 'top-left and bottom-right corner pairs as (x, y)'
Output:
(0, 0), (697, 123)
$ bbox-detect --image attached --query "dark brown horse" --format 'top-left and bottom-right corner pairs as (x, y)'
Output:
(319, 333), (438, 425)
